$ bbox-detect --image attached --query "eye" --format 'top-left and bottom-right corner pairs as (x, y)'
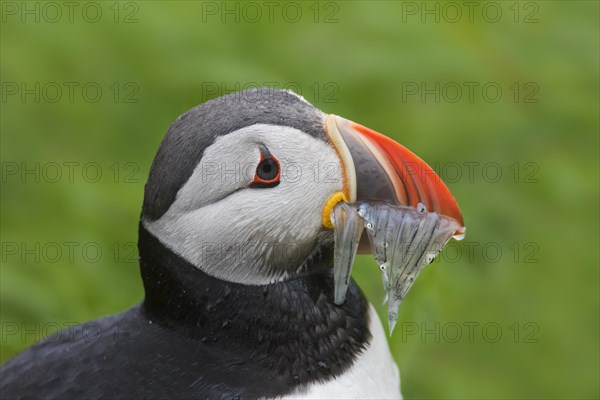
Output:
(250, 145), (280, 188)
(257, 158), (278, 181)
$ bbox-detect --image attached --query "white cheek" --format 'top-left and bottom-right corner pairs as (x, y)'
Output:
(144, 124), (343, 284)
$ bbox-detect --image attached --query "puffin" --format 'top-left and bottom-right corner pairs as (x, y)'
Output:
(0, 88), (463, 399)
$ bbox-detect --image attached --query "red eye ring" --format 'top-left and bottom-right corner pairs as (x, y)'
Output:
(250, 145), (280, 188)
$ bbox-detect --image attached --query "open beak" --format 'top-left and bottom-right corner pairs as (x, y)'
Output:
(325, 114), (465, 247)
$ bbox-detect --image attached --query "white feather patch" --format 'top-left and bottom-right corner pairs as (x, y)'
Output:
(144, 124), (344, 285)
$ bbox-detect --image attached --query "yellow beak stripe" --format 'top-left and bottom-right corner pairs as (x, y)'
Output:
(322, 191), (348, 229)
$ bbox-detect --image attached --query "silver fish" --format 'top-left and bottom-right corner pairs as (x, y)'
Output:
(331, 201), (464, 334)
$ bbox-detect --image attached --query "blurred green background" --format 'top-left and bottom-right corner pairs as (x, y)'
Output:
(1, 1), (598, 399)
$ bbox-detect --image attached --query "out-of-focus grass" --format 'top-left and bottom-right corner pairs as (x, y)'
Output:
(1, 2), (598, 399)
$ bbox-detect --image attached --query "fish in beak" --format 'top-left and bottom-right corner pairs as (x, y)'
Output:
(324, 114), (466, 333)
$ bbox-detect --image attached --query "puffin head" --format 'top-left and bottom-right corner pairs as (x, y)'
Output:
(141, 88), (463, 287)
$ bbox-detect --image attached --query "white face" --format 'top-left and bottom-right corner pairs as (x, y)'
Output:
(143, 124), (344, 285)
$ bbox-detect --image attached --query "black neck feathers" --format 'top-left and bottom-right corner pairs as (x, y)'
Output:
(138, 223), (371, 391)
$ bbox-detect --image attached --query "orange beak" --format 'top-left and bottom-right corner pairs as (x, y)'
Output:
(326, 114), (465, 241)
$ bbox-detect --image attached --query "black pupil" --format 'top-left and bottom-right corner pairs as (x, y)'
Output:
(258, 158), (277, 180)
